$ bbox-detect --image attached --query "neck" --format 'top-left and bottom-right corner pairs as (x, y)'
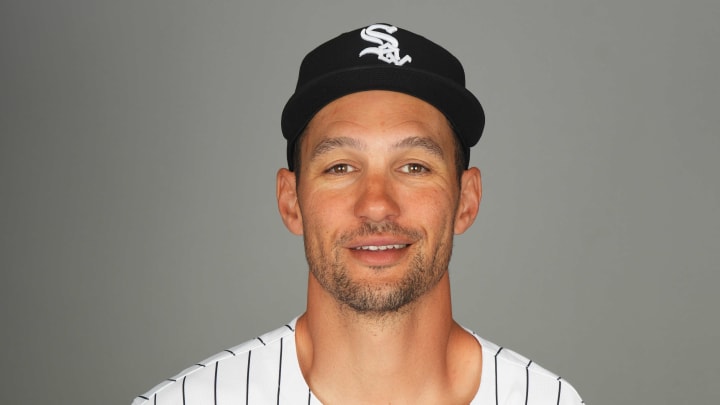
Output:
(296, 272), (481, 404)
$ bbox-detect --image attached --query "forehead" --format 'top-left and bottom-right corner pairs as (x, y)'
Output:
(304, 90), (454, 143)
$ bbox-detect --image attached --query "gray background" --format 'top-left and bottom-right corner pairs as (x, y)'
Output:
(2, 0), (718, 404)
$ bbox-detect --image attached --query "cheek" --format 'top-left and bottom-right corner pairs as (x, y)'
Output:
(399, 187), (458, 225)
(300, 192), (348, 234)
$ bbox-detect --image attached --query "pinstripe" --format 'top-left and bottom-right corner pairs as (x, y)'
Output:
(556, 377), (562, 405)
(214, 362), (219, 405)
(494, 347), (504, 405)
(245, 351), (252, 405)
(277, 338), (284, 405)
(525, 360), (532, 405)
(181, 376), (186, 405)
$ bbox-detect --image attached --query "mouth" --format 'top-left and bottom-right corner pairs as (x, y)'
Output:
(347, 241), (412, 268)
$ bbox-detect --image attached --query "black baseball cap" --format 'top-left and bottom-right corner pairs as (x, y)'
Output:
(281, 23), (485, 171)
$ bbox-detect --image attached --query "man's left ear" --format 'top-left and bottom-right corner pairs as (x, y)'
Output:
(454, 167), (481, 235)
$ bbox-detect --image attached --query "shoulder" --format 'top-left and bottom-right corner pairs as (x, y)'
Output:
(469, 332), (585, 404)
(131, 321), (297, 405)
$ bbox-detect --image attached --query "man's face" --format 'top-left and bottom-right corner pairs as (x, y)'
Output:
(277, 90), (480, 314)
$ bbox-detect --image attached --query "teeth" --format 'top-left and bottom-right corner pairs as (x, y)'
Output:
(354, 244), (407, 251)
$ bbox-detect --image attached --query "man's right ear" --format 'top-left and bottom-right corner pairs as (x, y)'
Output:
(276, 168), (303, 235)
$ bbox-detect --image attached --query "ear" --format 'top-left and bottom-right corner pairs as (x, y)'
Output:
(454, 167), (481, 235)
(276, 168), (303, 235)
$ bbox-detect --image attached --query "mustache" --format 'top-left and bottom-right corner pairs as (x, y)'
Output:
(337, 221), (422, 245)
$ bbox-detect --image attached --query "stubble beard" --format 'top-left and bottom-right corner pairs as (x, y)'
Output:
(305, 221), (454, 316)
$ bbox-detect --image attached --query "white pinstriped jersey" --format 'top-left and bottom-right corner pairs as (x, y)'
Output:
(133, 317), (584, 404)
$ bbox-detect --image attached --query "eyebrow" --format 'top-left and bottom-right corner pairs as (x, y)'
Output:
(392, 136), (444, 158)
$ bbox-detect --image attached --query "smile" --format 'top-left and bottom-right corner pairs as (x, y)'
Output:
(352, 244), (408, 251)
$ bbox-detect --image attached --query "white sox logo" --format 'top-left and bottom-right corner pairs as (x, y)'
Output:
(359, 24), (412, 66)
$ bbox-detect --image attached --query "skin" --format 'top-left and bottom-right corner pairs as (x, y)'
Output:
(277, 90), (483, 404)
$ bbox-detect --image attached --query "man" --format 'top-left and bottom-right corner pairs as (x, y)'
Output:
(133, 23), (584, 404)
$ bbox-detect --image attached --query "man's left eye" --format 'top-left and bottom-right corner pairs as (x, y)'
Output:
(400, 163), (429, 174)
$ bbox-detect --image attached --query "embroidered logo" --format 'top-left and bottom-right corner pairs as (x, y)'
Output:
(359, 24), (412, 66)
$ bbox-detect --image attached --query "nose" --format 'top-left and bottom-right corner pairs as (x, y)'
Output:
(353, 172), (400, 222)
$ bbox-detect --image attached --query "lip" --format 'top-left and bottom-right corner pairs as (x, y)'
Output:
(346, 237), (414, 267)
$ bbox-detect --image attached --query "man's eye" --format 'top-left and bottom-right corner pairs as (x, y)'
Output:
(400, 163), (429, 174)
(326, 164), (355, 175)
